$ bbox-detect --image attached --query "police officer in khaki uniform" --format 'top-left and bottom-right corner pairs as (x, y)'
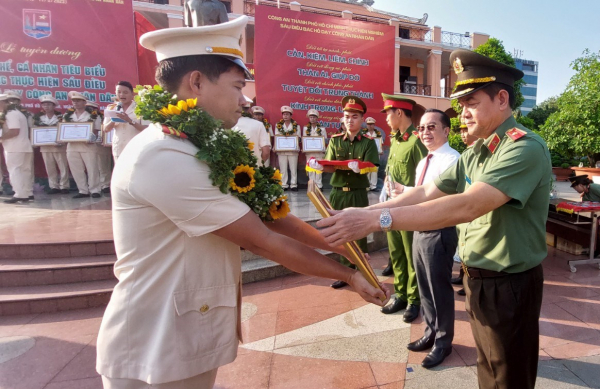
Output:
(302, 109), (327, 189)
(64, 92), (102, 198)
(87, 101), (112, 195)
(274, 106), (300, 191)
(308, 96), (380, 289)
(318, 49), (550, 389)
(380, 94), (427, 321)
(251, 106), (273, 167)
(2, 92), (34, 203)
(97, 16), (388, 389)
(35, 95), (70, 194)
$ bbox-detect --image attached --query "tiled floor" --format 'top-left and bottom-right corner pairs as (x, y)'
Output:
(1, 182), (599, 388)
(1, 250), (599, 389)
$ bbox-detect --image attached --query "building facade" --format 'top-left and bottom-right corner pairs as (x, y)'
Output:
(515, 58), (539, 116)
(133, 0), (491, 124)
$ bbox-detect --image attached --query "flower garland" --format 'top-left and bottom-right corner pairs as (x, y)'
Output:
(241, 111), (253, 118)
(305, 123), (323, 136)
(262, 119), (271, 134)
(63, 107), (98, 122)
(362, 128), (382, 138)
(0, 111), (5, 128)
(134, 85), (289, 222)
(276, 119), (298, 136)
(33, 111), (62, 126)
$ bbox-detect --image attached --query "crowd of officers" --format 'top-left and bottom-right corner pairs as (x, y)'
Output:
(0, 81), (146, 204)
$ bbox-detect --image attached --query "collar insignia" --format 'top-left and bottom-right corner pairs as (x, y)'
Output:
(412, 131), (419, 139)
(487, 133), (501, 154)
(402, 131), (410, 141)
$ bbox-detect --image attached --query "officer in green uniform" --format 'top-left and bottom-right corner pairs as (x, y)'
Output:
(380, 94), (427, 321)
(569, 175), (600, 201)
(317, 49), (551, 385)
(311, 95), (379, 289)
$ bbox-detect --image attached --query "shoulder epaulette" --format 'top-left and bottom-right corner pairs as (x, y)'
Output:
(331, 133), (344, 138)
(107, 103), (117, 110)
(506, 127), (527, 141)
(412, 131), (419, 138)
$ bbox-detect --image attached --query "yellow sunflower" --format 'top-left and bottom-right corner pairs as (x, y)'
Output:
(177, 100), (189, 112)
(229, 165), (256, 193)
(269, 196), (290, 220)
(158, 107), (170, 116)
(167, 104), (181, 115)
(272, 169), (282, 182)
(247, 141), (255, 150)
(186, 98), (197, 109)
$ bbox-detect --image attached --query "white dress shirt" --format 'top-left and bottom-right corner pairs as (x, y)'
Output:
(405, 142), (460, 191)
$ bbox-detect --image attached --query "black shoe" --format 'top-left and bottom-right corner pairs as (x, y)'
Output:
(457, 288), (466, 296)
(403, 304), (420, 323)
(101, 187), (110, 194)
(422, 347), (452, 369)
(91, 193), (101, 198)
(381, 259), (393, 277)
(330, 280), (348, 289)
(291, 187), (298, 192)
(61, 189), (70, 194)
(73, 193), (90, 199)
(4, 197), (29, 204)
(450, 276), (463, 285)
(407, 335), (435, 352)
(48, 188), (61, 195)
(283, 187), (289, 191)
(381, 298), (407, 314)
(29, 196), (34, 200)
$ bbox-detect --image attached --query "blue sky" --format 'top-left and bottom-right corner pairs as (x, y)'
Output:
(375, 0), (600, 105)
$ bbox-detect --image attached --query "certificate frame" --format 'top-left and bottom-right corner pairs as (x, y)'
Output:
(103, 129), (114, 147)
(373, 137), (383, 154)
(302, 136), (326, 153)
(274, 135), (299, 152)
(31, 127), (59, 146)
(57, 122), (93, 143)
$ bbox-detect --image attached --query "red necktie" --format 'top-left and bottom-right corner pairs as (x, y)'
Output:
(416, 154), (433, 186)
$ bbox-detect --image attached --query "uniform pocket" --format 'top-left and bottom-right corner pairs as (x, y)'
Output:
(173, 284), (238, 360)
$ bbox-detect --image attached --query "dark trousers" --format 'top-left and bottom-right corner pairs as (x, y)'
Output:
(413, 227), (458, 348)
(464, 264), (544, 389)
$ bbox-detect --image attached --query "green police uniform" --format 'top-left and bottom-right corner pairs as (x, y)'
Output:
(325, 96), (380, 267)
(583, 184), (600, 201)
(434, 48), (551, 389)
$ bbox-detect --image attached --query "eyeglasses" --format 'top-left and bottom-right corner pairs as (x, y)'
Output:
(417, 124), (437, 133)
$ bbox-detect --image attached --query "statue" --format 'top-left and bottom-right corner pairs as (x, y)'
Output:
(184, 0), (229, 27)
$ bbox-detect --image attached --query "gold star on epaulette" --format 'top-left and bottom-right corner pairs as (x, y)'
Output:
(506, 127), (527, 141)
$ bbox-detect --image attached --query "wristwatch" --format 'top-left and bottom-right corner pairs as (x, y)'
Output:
(380, 208), (393, 232)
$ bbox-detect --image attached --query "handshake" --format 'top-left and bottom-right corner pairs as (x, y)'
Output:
(307, 158), (361, 173)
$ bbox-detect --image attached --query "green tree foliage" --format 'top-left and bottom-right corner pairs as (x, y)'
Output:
(527, 97), (558, 130)
(473, 38), (525, 109)
(448, 132), (467, 154)
(540, 50), (600, 167)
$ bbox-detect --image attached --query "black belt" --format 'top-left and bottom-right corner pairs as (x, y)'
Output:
(462, 262), (509, 279)
(332, 187), (368, 192)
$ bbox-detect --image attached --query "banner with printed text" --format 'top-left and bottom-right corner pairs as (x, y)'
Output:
(0, 0), (138, 111)
(254, 6), (394, 140)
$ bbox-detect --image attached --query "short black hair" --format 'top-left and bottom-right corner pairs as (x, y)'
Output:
(155, 55), (238, 93)
(423, 108), (451, 129)
(116, 81), (133, 92)
(481, 82), (516, 109)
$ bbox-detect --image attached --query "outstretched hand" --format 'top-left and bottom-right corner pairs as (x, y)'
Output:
(317, 207), (378, 246)
(348, 271), (390, 306)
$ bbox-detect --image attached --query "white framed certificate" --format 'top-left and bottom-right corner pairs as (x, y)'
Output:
(302, 136), (325, 153)
(374, 137), (383, 154)
(274, 135), (299, 152)
(31, 127), (59, 146)
(103, 129), (114, 146)
(57, 123), (93, 143)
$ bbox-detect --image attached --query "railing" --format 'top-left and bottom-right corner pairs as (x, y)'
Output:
(441, 31), (471, 48)
(135, 0), (172, 4)
(402, 83), (431, 96)
(399, 28), (432, 43)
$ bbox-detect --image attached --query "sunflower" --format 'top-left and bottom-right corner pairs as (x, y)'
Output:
(166, 104), (181, 115)
(247, 141), (255, 150)
(269, 196), (290, 220)
(229, 165), (256, 193)
(272, 169), (282, 182)
(186, 98), (197, 109)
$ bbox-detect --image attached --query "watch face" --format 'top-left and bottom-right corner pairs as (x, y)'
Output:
(381, 215), (392, 227)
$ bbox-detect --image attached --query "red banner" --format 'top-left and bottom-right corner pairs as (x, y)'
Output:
(0, 0), (139, 111)
(254, 6), (394, 139)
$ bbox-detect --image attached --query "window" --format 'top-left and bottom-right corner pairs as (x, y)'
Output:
(522, 63), (537, 72)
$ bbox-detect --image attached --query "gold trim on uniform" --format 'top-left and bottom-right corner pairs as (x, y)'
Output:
(454, 76), (497, 87)
(206, 46), (244, 58)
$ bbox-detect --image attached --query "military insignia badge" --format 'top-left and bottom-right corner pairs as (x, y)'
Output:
(487, 134), (501, 154)
(23, 9), (51, 39)
(402, 131), (410, 141)
(453, 57), (464, 75)
(506, 127), (527, 141)
(412, 131), (419, 138)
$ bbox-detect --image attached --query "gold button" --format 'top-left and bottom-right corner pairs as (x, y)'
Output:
(200, 304), (209, 313)
(478, 163), (483, 167)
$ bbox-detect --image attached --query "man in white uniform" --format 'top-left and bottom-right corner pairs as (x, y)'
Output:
(302, 109), (327, 189)
(2, 93), (33, 204)
(96, 16), (388, 389)
(87, 101), (112, 195)
(64, 92), (102, 198)
(36, 95), (70, 194)
(274, 106), (300, 191)
(252, 106), (273, 167)
(233, 116), (270, 166)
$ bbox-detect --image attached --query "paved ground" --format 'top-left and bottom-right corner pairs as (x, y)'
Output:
(1, 182), (599, 388)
